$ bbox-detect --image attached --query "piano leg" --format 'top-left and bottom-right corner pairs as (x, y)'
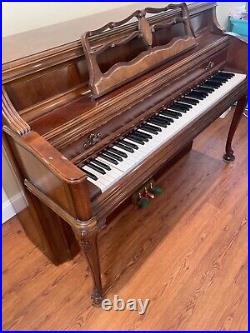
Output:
(223, 95), (247, 162)
(73, 219), (103, 305)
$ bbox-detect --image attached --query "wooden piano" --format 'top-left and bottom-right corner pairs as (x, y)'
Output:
(2, 2), (247, 305)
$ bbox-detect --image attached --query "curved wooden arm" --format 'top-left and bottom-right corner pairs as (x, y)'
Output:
(3, 126), (86, 184)
(4, 126), (92, 220)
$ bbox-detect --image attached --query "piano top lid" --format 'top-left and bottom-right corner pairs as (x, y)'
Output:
(2, 2), (216, 67)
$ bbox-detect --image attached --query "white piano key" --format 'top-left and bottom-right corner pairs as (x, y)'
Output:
(86, 177), (107, 192)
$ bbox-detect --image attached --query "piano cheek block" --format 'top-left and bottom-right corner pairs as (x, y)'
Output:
(2, 1), (247, 305)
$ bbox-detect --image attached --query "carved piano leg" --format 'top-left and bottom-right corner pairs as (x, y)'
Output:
(223, 95), (247, 162)
(73, 219), (103, 305)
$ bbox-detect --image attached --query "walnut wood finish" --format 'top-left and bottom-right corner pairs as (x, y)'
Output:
(2, 113), (248, 330)
(223, 96), (247, 162)
(82, 3), (197, 98)
(2, 2), (215, 124)
(2, 87), (30, 135)
(2, 2), (248, 304)
(2, 133), (79, 264)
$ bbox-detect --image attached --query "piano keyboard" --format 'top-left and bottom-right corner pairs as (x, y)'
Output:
(81, 71), (246, 192)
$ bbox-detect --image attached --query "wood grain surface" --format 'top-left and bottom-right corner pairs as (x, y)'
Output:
(2, 112), (247, 330)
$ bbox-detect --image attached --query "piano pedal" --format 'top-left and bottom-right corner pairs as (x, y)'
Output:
(149, 182), (164, 196)
(132, 180), (163, 208)
(144, 186), (155, 199)
(137, 192), (150, 208)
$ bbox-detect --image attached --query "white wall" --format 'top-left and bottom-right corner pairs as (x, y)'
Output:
(2, 2), (246, 37)
(2, 2), (135, 36)
(216, 2), (246, 29)
(1, 2), (246, 222)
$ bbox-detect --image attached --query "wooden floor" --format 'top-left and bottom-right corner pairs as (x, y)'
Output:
(2, 113), (248, 331)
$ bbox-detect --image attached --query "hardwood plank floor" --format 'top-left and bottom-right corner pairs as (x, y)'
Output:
(2, 113), (248, 331)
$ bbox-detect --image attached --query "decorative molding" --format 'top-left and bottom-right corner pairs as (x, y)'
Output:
(82, 3), (197, 98)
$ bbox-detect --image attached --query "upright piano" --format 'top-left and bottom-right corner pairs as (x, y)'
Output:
(2, 2), (247, 305)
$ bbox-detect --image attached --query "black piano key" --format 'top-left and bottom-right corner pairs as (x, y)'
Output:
(128, 133), (145, 141)
(143, 123), (162, 132)
(160, 110), (182, 119)
(104, 150), (123, 161)
(155, 115), (174, 123)
(218, 71), (234, 79)
(191, 89), (208, 98)
(134, 130), (152, 140)
(87, 162), (106, 175)
(140, 124), (159, 135)
(169, 105), (187, 113)
(148, 119), (168, 128)
(186, 91), (207, 99)
(120, 140), (139, 150)
(82, 168), (98, 181)
(199, 85), (215, 93)
(208, 79), (224, 86)
(172, 102), (191, 110)
(204, 80), (221, 88)
(115, 142), (134, 153)
(192, 89), (209, 96)
(202, 83), (220, 89)
(131, 131), (149, 142)
(99, 153), (119, 165)
(91, 159), (111, 171)
(212, 75), (228, 83)
(178, 97), (199, 105)
(109, 147), (128, 158)
(126, 135), (145, 145)
(195, 86), (214, 94)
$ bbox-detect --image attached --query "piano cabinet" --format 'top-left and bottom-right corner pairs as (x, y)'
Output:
(2, 2), (247, 304)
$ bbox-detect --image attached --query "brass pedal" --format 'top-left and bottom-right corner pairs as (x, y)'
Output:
(132, 179), (163, 208)
(149, 181), (163, 196)
(137, 192), (150, 208)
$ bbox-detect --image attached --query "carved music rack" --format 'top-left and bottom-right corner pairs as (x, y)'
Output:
(81, 3), (197, 98)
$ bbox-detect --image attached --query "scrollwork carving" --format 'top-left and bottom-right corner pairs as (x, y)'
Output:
(83, 133), (101, 148)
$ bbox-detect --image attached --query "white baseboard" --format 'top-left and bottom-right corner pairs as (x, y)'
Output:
(2, 192), (27, 224)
